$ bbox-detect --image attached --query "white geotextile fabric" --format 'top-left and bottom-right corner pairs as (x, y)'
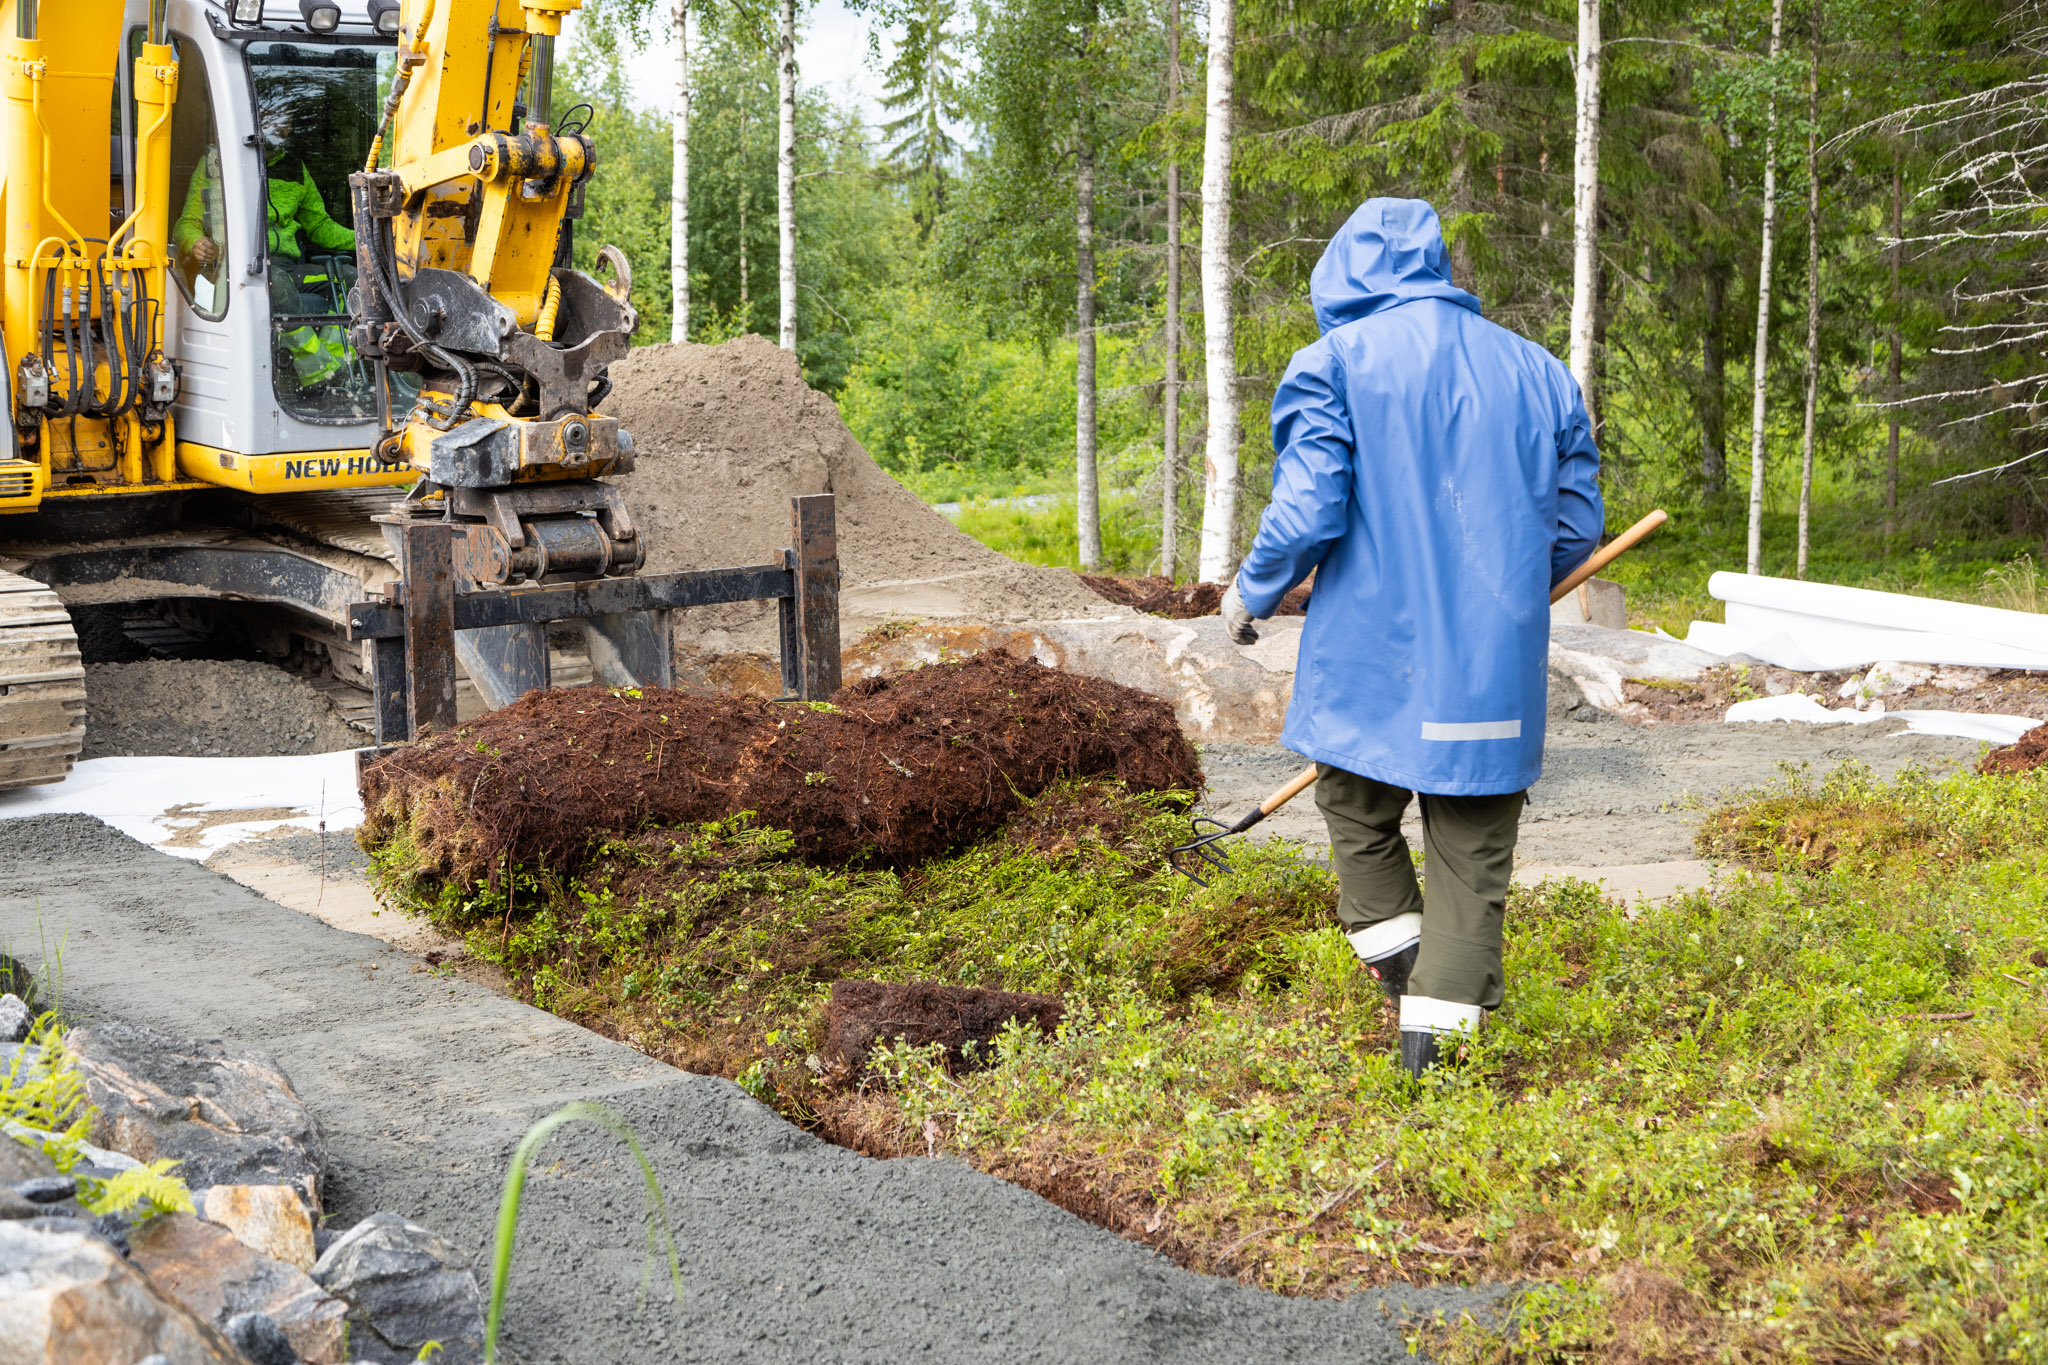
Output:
(1724, 693), (2037, 744)
(0, 751), (365, 859)
(1681, 573), (2048, 671)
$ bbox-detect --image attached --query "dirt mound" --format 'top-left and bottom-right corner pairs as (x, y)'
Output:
(823, 980), (1064, 1076)
(1981, 722), (2048, 774)
(1079, 575), (1311, 620)
(83, 660), (363, 759)
(359, 652), (1199, 885)
(605, 337), (1123, 637)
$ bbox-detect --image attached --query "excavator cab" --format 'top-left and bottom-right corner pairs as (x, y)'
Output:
(143, 8), (417, 473)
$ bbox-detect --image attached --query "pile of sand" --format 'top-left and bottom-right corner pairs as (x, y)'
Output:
(605, 336), (1124, 650)
(83, 660), (362, 759)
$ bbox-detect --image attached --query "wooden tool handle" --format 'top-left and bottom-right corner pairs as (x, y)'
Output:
(1549, 509), (1667, 604)
(1260, 764), (1321, 816)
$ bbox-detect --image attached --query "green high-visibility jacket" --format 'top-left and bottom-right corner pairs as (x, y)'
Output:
(174, 159), (355, 263)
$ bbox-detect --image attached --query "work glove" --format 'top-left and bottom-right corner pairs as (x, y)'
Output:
(1220, 582), (1260, 646)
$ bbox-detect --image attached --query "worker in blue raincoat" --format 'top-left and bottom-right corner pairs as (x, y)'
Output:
(1220, 198), (1604, 1078)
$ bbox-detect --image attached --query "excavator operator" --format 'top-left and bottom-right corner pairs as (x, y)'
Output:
(173, 91), (357, 388)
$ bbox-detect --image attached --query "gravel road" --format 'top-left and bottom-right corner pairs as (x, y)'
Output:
(1199, 706), (1988, 866)
(0, 815), (1494, 1365)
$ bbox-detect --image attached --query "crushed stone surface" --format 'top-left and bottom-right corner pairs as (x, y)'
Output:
(1200, 704), (1989, 867)
(0, 814), (1496, 1364)
(605, 337), (1124, 648)
(82, 660), (362, 760)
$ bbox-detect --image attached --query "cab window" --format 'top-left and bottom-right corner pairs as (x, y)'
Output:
(246, 40), (399, 424)
(147, 32), (228, 320)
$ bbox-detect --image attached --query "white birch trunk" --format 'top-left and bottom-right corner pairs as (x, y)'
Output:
(1745, 0), (1785, 576)
(1075, 131), (1101, 571)
(1797, 24), (1819, 579)
(777, 0), (797, 351)
(1568, 0), (1601, 405)
(1161, 0), (1181, 580)
(669, 0), (690, 344)
(1195, 0), (1239, 584)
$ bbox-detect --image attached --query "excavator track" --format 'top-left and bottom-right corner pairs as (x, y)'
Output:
(0, 570), (86, 791)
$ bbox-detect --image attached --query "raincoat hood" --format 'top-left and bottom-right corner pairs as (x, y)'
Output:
(1310, 198), (1482, 335)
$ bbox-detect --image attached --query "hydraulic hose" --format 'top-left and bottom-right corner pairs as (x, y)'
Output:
(534, 276), (562, 341)
(363, 214), (475, 431)
(364, 0), (436, 173)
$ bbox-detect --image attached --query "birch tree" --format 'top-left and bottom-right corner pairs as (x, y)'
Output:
(671, 0), (692, 342)
(1075, 88), (1101, 570)
(1196, 0), (1239, 584)
(1797, 13), (1819, 578)
(1161, 0), (1182, 580)
(1745, 0), (1785, 576)
(1568, 0), (1600, 410)
(777, 0), (798, 350)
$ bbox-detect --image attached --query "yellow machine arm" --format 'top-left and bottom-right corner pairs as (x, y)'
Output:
(350, 0), (642, 586)
(1, 0), (183, 507)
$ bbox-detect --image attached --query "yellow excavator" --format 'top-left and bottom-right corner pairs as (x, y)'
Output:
(0, 0), (841, 789)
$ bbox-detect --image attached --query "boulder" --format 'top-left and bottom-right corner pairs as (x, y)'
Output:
(0, 953), (29, 1001)
(0, 1219), (246, 1365)
(66, 1024), (328, 1214)
(0, 1143), (74, 1222)
(3, 1120), (144, 1175)
(313, 1212), (486, 1365)
(199, 1184), (315, 1271)
(223, 1311), (298, 1365)
(0, 994), (30, 1045)
(0, 1136), (59, 1188)
(127, 1211), (349, 1364)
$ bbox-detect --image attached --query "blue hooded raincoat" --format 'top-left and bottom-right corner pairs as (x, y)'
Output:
(1235, 199), (1604, 796)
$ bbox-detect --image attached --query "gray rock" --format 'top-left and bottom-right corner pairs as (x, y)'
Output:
(0, 991), (31, 1043)
(0, 1219), (247, 1364)
(0, 1185), (43, 1220)
(1549, 622), (1722, 681)
(127, 1211), (348, 1364)
(0, 1132), (59, 1186)
(1550, 576), (1629, 629)
(312, 1212), (486, 1365)
(10, 1175), (75, 1203)
(224, 1311), (299, 1365)
(66, 1023), (328, 1215)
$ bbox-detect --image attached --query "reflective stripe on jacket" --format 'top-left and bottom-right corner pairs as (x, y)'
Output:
(1235, 198), (1604, 796)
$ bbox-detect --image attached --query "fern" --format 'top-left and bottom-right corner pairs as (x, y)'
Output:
(1, 1014), (193, 1219)
(1, 1013), (91, 1165)
(77, 1159), (195, 1220)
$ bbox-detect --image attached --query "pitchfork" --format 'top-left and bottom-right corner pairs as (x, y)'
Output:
(1169, 509), (1669, 885)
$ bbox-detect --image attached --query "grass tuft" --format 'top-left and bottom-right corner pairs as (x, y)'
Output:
(483, 1101), (685, 1364)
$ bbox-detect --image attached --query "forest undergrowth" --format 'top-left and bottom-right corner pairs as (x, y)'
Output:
(372, 764), (2048, 1363)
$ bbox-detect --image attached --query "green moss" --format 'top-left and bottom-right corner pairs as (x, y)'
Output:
(378, 766), (2048, 1361)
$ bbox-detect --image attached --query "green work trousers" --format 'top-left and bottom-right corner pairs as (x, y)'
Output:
(1313, 764), (1525, 1013)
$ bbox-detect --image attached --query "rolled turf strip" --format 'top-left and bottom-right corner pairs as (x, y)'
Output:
(823, 980), (1066, 1077)
(358, 651), (1201, 885)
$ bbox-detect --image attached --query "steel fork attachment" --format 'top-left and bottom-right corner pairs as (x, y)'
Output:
(1167, 808), (1269, 887)
(1166, 762), (1321, 885)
